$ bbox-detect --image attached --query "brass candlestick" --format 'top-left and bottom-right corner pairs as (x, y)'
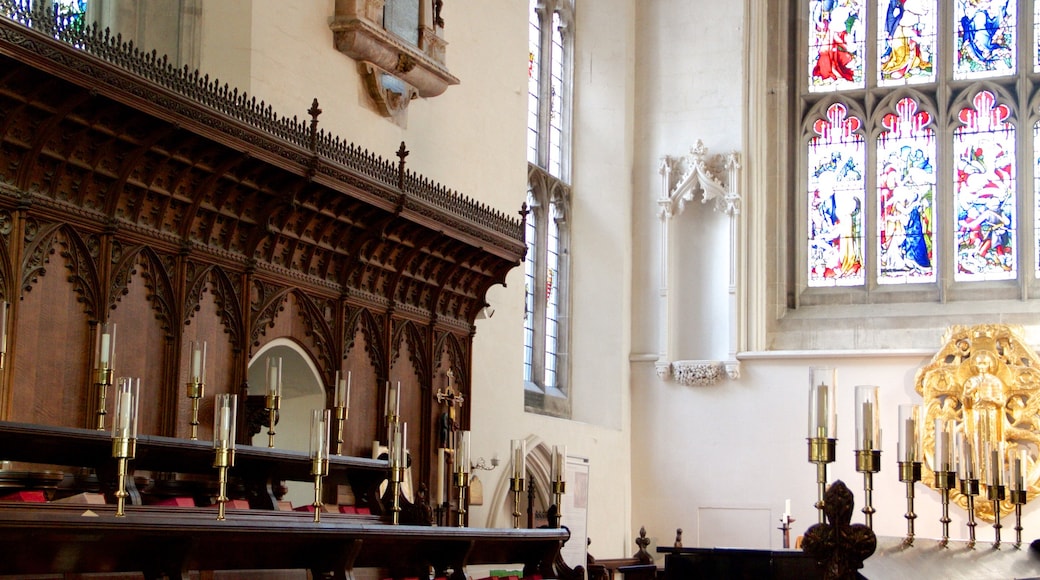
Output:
(552, 478), (566, 527)
(855, 449), (880, 528)
(510, 476), (525, 529)
(808, 437), (836, 523)
(265, 356), (282, 448)
(95, 366), (114, 431)
(187, 379), (204, 440)
(110, 377), (138, 518)
(94, 322), (117, 431)
(390, 465), (404, 525)
(988, 483), (1005, 549)
(959, 476), (980, 549)
(266, 394), (280, 448)
(312, 456), (330, 523)
(897, 461), (921, 546)
(934, 469), (956, 547)
(1010, 488), (1026, 549)
(213, 393), (237, 521)
(454, 469), (469, 527)
(310, 409), (331, 523)
(334, 405), (347, 456)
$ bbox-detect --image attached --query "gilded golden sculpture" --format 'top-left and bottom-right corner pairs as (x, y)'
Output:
(915, 324), (1040, 522)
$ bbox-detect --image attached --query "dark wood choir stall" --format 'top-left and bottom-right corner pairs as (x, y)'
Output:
(0, 2), (569, 577)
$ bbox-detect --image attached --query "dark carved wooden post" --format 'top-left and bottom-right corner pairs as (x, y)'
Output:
(801, 480), (877, 580)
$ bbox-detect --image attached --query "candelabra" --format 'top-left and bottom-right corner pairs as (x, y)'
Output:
(551, 444), (567, 528)
(960, 476), (980, 549)
(896, 404), (923, 546)
(934, 418), (956, 547)
(454, 430), (471, 527)
(265, 356), (282, 448)
(808, 368), (836, 524)
(94, 322), (117, 431)
(111, 377), (139, 517)
(213, 393), (236, 521)
(333, 371), (350, 455)
(854, 385), (881, 529)
(955, 429), (979, 549)
(897, 461), (921, 546)
(186, 340), (206, 440)
(510, 439), (526, 529)
(985, 442), (1006, 549)
(310, 409), (331, 523)
(1011, 449), (1028, 549)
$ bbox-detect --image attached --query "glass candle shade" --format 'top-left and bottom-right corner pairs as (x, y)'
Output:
(335, 370), (351, 409)
(897, 404), (921, 463)
(808, 367), (836, 439)
(112, 376), (139, 440)
(511, 439), (527, 480)
(934, 418), (954, 473)
(214, 394), (237, 451)
(455, 430), (471, 475)
(551, 444), (567, 483)
(96, 321), (117, 369)
(310, 409), (331, 463)
(190, 340), (207, 384)
(266, 356), (282, 398)
(854, 385), (880, 452)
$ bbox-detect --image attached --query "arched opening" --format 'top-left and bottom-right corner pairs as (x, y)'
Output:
(248, 338), (324, 509)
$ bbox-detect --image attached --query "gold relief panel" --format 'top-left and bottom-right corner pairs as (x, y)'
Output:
(915, 324), (1040, 522)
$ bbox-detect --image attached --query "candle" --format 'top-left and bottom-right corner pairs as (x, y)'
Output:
(552, 445), (567, 483)
(100, 332), (111, 366)
(214, 394), (236, 450)
(456, 431), (471, 475)
(267, 357), (281, 397)
(934, 418), (950, 472)
(395, 381), (401, 417)
(191, 341), (206, 383)
(897, 404), (918, 463)
(512, 439), (527, 480)
(437, 448), (446, 504)
(0, 300), (8, 354)
(784, 498), (791, 519)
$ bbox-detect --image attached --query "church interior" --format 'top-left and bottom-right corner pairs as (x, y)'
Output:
(2, 0), (1040, 578)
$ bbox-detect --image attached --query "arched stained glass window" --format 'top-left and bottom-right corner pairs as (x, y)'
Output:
(954, 0), (1016, 80)
(954, 90), (1017, 281)
(878, 97), (936, 284)
(878, 0), (936, 86)
(808, 103), (866, 286)
(809, 0), (866, 92)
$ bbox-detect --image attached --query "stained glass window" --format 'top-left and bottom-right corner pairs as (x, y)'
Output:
(954, 91), (1016, 281)
(523, 191), (537, 384)
(808, 103), (866, 286)
(543, 201), (560, 389)
(878, 97), (936, 284)
(954, 0), (1016, 80)
(878, 0), (936, 86)
(809, 0), (866, 92)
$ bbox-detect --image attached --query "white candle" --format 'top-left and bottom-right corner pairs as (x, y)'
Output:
(192, 345), (202, 381)
(437, 448), (446, 504)
(346, 371), (351, 403)
(395, 381), (401, 417)
(0, 300), (8, 354)
(100, 333), (111, 366)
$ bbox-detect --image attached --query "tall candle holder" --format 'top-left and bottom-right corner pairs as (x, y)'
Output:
(985, 441), (1005, 549)
(1010, 449), (1028, 549)
(896, 403), (922, 547)
(933, 418), (956, 547)
(310, 409), (331, 523)
(388, 420), (406, 525)
(854, 385), (881, 529)
(186, 340), (207, 440)
(454, 430), (471, 527)
(333, 371), (350, 455)
(265, 356), (282, 448)
(94, 322), (117, 431)
(213, 393), (237, 521)
(510, 439), (527, 529)
(807, 368), (836, 524)
(955, 429), (979, 549)
(551, 444), (567, 528)
(111, 376), (139, 517)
